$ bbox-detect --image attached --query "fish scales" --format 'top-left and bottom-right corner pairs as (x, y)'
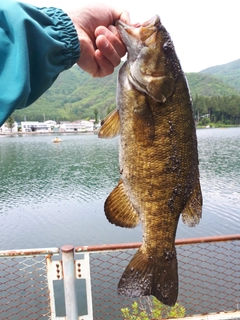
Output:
(99, 15), (202, 306)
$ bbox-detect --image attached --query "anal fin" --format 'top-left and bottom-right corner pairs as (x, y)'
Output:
(105, 179), (140, 228)
(182, 180), (202, 227)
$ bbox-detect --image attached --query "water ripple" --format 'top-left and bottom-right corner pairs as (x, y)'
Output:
(1, 129), (240, 249)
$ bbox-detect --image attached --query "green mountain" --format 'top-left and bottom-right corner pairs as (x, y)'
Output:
(199, 59), (240, 92)
(186, 72), (240, 97)
(13, 65), (120, 122)
(12, 59), (240, 122)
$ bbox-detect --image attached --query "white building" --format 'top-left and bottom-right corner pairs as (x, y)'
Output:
(21, 121), (50, 133)
(80, 120), (95, 131)
(44, 120), (56, 127)
(0, 121), (18, 133)
(59, 120), (94, 132)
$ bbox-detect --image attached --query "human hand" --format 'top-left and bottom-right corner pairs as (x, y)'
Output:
(68, 4), (130, 78)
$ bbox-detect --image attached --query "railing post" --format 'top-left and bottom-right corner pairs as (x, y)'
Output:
(62, 245), (78, 320)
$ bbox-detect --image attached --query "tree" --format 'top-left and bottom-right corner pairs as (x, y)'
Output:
(5, 115), (15, 132)
(94, 108), (98, 124)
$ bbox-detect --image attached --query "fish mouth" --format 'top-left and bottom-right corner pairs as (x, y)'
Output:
(141, 15), (161, 28)
(116, 15), (161, 41)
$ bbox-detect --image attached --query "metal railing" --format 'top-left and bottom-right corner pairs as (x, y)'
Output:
(0, 235), (240, 319)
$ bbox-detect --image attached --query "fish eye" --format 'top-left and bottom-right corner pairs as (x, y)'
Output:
(163, 40), (172, 54)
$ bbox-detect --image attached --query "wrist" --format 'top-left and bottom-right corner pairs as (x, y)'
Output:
(43, 7), (80, 69)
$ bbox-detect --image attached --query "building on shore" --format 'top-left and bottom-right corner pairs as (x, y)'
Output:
(20, 121), (53, 133)
(0, 121), (18, 133)
(1, 120), (95, 133)
(59, 120), (95, 132)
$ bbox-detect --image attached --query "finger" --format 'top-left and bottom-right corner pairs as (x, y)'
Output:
(95, 34), (121, 68)
(94, 49), (114, 78)
(95, 26), (126, 57)
(77, 57), (98, 77)
(76, 35), (99, 77)
(108, 25), (126, 57)
(111, 9), (130, 24)
(119, 10), (131, 24)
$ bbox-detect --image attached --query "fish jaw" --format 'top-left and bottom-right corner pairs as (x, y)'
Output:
(116, 16), (160, 62)
(116, 15), (181, 102)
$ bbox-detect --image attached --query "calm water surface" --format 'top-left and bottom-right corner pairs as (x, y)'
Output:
(0, 128), (240, 250)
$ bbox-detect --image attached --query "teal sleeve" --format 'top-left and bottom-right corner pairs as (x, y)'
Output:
(0, 0), (80, 126)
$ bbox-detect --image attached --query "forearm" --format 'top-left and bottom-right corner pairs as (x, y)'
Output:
(0, 0), (80, 126)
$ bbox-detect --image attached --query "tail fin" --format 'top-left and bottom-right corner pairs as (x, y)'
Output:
(118, 246), (178, 306)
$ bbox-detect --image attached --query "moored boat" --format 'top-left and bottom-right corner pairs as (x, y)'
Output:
(53, 137), (62, 143)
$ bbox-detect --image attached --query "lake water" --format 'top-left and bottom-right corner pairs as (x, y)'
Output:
(0, 128), (240, 251)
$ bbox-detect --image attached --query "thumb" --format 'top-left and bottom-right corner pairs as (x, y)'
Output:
(111, 8), (131, 25)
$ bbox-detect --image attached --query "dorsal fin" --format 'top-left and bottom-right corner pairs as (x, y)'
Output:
(98, 109), (120, 139)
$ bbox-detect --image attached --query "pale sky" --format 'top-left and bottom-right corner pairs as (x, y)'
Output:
(23, 0), (240, 73)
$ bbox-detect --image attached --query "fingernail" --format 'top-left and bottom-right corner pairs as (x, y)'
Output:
(102, 37), (109, 48)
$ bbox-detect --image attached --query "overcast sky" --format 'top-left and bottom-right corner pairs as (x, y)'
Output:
(23, 0), (240, 73)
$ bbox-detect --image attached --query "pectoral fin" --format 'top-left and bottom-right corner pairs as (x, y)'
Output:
(146, 76), (175, 103)
(98, 109), (120, 138)
(182, 180), (202, 227)
(105, 179), (140, 228)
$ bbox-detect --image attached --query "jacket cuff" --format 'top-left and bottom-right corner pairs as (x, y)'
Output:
(42, 7), (80, 70)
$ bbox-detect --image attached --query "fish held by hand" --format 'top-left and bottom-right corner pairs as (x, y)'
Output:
(99, 15), (202, 306)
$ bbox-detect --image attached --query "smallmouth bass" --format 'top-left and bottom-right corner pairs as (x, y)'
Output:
(99, 15), (202, 306)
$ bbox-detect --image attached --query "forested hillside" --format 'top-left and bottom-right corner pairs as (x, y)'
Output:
(12, 59), (240, 125)
(186, 73), (239, 97)
(192, 59), (240, 125)
(13, 65), (120, 122)
(200, 59), (240, 92)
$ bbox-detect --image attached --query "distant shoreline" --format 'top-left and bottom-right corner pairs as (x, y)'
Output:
(0, 130), (99, 136)
(1, 126), (240, 136)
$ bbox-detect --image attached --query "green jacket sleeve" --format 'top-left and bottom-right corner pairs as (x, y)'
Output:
(0, 0), (80, 126)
